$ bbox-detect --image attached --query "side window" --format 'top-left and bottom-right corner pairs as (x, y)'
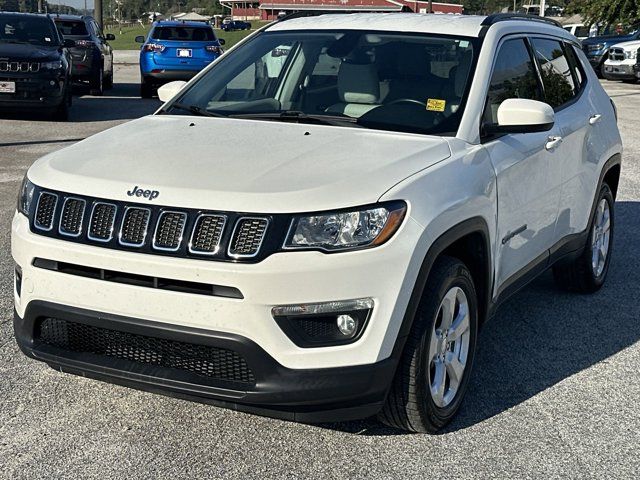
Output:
(531, 38), (577, 109)
(564, 44), (585, 89)
(92, 21), (104, 40)
(485, 38), (542, 124)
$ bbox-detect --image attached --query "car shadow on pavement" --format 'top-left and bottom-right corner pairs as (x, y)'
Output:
(0, 82), (160, 123)
(320, 201), (640, 436)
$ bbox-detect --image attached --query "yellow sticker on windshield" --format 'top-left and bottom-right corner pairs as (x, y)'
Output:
(426, 99), (446, 112)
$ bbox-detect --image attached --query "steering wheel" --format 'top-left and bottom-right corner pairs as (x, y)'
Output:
(385, 98), (429, 107)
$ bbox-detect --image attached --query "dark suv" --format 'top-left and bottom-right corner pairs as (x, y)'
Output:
(0, 12), (73, 120)
(221, 20), (252, 31)
(54, 15), (115, 95)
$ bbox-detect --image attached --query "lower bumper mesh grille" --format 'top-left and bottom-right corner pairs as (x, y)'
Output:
(37, 318), (256, 386)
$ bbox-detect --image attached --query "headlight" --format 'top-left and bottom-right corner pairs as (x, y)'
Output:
(17, 176), (35, 216)
(625, 49), (638, 59)
(588, 43), (605, 52)
(284, 202), (406, 251)
(41, 60), (63, 70)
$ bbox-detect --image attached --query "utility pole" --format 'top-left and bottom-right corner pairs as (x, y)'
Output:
(95, 0), (104, 29)
(539, 0), (546, 17)
(37, 0), (42, 12)
(428, 0), (432, 14)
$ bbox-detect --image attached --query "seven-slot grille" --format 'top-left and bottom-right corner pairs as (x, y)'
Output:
(0, 60), (40, 73)
(229, 218), (269, 258)
(31, 189), (273, 262)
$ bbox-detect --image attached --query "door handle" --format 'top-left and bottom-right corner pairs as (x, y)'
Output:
(589, 114), (602, 125)
(545, 136), (563, 151)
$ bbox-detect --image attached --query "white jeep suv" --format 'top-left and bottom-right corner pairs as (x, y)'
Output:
(13, 13), (622, 433)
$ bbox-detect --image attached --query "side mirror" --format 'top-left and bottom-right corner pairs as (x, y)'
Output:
(218, 38), (226, 46)
(135, 35), (145, 44)
(63, 39), (76, 48)
(485, 99), (555, 134)
(158, 80), (187, 103)
(106, 33), (116, 41)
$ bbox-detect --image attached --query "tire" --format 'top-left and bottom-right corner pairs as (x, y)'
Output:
(90, 66), (104, 96)
(104, 69), (114, 90)
(52, 88), (70, 121)
(379, 256), (478, 433)
(553, 183), (614, 293)
(140, 76), (153, 99)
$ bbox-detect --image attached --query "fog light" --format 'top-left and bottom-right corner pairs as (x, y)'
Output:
(337, 314), (357, 336)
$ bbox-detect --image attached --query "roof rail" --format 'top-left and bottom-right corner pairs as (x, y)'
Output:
(481, 13), (562, 29)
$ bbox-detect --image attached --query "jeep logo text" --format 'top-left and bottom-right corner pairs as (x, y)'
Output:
(127, 185), (159, 201)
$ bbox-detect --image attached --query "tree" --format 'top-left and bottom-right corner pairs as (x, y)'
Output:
(568, 0), (640, 26)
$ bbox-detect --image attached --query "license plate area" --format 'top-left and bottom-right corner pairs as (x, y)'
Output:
(0, 81), (16, 93)
(177, 49), (192, 58)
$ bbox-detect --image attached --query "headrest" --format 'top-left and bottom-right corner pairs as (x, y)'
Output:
(455, 50), (473, 97)
(338, 62), (380, 104)
(395, 43), (432, 77)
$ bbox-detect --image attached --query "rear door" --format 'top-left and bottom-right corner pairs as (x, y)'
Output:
(529, 37), (592, 242)
(482, 37), (564, 291)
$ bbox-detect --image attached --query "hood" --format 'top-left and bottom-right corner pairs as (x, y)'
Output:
(609, 39), (640, 50)
(0, 43), (61, 61)
(582, 33), (637, 46)
(28, 115), (451, 213)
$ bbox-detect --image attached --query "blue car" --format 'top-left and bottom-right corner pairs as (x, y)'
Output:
(135, 21), (225, 98)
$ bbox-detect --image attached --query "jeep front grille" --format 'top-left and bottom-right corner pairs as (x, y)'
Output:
(31, 187), (276, 263)
(0, 60), (40, 73)
(37, 317), (256, 386)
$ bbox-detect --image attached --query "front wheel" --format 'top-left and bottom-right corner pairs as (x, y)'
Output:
(379, 256), (478, 433)
(553, 183), (614, 293)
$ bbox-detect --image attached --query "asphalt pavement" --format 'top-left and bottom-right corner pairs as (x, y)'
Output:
(0, 66), (638, 479)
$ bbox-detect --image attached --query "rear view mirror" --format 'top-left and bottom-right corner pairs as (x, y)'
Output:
(106, 34), (116, 41)
(218, 38), (226, 46)
(485, 99), (555, 134)
(135, 35), (145, 44)
(158, 80), (187, 103)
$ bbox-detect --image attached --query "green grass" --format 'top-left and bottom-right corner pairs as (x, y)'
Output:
(105, 23), (269, 51)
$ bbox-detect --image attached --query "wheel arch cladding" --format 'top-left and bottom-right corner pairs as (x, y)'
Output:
(392, 216), (492, 359)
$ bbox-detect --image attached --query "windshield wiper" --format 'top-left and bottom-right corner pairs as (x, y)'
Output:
(167, 103), (227, 118)
(228, 111), (361, 128)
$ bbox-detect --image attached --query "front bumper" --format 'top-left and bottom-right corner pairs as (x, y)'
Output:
(585, 53), (605, 69)
(0, 71), (66, 109)
(603, 62), (637, 80)
(14, 302), (396, 422)
(12, 211), (422, 370)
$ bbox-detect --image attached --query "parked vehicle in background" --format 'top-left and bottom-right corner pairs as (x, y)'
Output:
(0, 12), (73, 120)
(582, 28), (640, 76)
(563, 23), (589, 40)
(603, 40), (640, 82)
(635, 47), (640, 79)
(135, 20), (225, 98)
(221, 20), (252, 31)
(13, 13), (622, 434)
(54, 14), (115, 96)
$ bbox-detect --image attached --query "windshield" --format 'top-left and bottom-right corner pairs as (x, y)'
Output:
(55, 20), (89, 37)
(167, 30), (477, 135)
(151, 26), (216, 42)
(0, 15), (60, 46)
